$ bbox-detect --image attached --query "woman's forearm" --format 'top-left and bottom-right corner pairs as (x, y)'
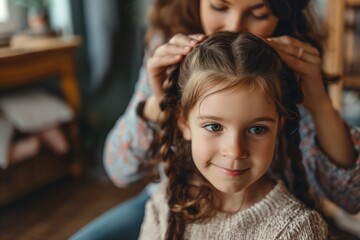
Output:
(103, 109), (155, 187)
(143, 95), (162, 123)
(310, 96), (356, 168)
(104, 63), (156, 187)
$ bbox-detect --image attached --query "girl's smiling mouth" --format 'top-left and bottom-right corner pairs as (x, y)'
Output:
(212, 164), (250, 177)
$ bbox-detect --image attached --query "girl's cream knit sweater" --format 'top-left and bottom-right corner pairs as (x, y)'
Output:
(139, 181), (328, 240)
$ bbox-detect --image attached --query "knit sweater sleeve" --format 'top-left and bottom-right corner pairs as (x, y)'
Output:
(299, 106), (360, 213)
(139, 198), (162, 240)
(103, 62), (156, 188)
(277, 210), (328, 240)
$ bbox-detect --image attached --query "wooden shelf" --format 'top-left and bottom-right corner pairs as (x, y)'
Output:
(0, 36), (81, 112)
(0, 36), (82, 205)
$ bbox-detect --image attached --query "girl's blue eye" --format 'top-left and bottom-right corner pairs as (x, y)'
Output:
(248, 126), (267, 135)
(204, 124), (223, 132)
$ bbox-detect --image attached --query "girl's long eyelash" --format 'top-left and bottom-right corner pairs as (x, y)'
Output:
(203, 123), (223, 132)
(248, 126), (269, 135)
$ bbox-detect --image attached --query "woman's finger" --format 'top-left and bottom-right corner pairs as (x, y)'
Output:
(169, 33), (205, 46)
(154, 33), (206, 58)
(275, 50), (321, 80)
(154, 43), (192, 57)
(266, 39), (320, 64)
(275, 50), (307, 71)
(188, 34), (207, 43)
(148, 54), (183, 69)
(298, 50), (321, 64)
(268, 35), (319, 55)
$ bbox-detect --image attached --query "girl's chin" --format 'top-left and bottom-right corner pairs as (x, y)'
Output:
(212, 183), (246, 194)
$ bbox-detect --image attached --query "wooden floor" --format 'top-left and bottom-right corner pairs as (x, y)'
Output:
(0, 173), (146, 240)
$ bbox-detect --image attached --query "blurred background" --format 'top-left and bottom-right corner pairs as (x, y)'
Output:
(0, 0), (359, 239)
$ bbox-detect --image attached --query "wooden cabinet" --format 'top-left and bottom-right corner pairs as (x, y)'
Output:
(0, 36), (81, 205)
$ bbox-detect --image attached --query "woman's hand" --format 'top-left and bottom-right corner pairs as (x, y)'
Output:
(267, 36), (356, 168)
(266, 36), (328, 113)
(148, 33), (206, 101)
(144, 33), (206, 122)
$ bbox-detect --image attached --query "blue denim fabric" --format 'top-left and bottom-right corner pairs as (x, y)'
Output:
(70, 189), (150, 240)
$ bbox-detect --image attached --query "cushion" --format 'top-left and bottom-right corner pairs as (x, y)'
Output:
(0, 90), (74, 133)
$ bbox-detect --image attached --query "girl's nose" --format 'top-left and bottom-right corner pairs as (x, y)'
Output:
(221, 134), (249, 160)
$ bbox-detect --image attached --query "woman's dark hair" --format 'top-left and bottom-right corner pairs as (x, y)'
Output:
(146, 0), (321, 45)
(147, 32), (315, 239)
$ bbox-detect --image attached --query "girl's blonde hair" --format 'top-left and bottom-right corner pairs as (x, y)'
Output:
(150, 32), (314, 239)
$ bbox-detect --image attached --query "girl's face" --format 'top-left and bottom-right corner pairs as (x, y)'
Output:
(180, 86), (280, 194)
(200, 0), (278, 37)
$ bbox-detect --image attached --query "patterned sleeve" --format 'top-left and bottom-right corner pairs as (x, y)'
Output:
(299, 107), (360, 213)
(103, 61), (156, 188)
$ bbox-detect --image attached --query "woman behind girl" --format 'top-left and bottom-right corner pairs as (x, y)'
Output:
(139, 32), (327, 240)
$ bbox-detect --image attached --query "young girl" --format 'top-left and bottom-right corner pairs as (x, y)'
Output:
(139, 32), (327, 240)
(72, 0), (359, 239)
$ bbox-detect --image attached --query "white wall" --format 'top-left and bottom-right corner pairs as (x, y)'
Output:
(0, 0), (25, 34)
(49, 0), (73, 36)
(0, 0), (73, 36)
(0, 0), (9, 22)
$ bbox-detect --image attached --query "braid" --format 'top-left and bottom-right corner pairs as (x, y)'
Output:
(272, 133), (291, 190)
(284, 104), (315, 209)
(280, 70), (315, 209)
(157, 66), (186, 239)
(160, 66), (217, 239)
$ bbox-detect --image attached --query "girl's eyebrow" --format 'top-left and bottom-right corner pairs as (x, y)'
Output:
(197, 115), (224, 121)
(197, 116), (276, 123)
(251, 117), (276, 123)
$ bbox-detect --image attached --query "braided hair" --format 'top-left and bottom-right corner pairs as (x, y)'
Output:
(148, 32), (314, 239)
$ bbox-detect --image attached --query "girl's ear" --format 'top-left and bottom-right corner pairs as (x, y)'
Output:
(177, 113), (192, 141)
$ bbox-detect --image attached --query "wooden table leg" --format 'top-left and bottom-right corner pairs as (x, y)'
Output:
(60, 54), (82, 176)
